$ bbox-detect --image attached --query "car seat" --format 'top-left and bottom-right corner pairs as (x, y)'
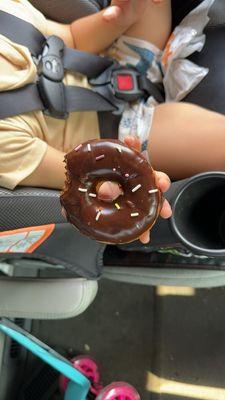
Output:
(1, 0), (225, 290)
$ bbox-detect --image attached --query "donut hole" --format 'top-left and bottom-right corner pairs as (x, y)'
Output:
(96, 181), (124, 202)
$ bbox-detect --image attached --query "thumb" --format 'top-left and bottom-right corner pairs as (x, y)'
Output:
(97, 181), (123, 202)
(124, 135), (142, 152)
(139, 230), (150, 244)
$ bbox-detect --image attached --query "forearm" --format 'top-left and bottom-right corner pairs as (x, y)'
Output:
(20, 146), (66, 190)
(70, 10), (127, 54)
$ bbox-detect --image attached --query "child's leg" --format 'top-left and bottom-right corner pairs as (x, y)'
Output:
(111, 1), (172, 150)
(149, 102), (225, 180)
(125, 0), (172, 50)
(122, 1), (225, 181)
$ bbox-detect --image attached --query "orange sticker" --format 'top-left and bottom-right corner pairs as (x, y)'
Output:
(161, 32), (175, 68)
(0, 224), (55, 253)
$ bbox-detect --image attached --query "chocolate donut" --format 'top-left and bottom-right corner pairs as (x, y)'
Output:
(60, 139), (162, 244)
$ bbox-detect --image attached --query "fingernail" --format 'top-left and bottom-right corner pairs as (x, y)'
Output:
(140, 231), (150, 244)
(161, 200), (172, 218)
(103, 6), (120, 20)
(158, 177), (171, 192)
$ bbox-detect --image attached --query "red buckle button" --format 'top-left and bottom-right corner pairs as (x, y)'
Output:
(117, 74), (134, 91)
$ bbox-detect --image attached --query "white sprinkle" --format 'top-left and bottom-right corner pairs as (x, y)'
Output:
(113, 168), (116, 172)
(96, 210), (101, 221)
(132, 184), (142, 193)
(96, 154), (105, 161)
(125, 173), (130, 178)
(78, 188), (87, 193)
(148, 189), (159, 194)
(87, 143), (91, 152)
(89, 193), (97, 198)
(131, 212), (139, 217)
(75, 144), (82, 152)
(116, 146), (122, 153)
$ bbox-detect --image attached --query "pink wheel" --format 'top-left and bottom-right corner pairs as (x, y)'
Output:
(59, 355), (102, 395)
(96, 382), (140, 400)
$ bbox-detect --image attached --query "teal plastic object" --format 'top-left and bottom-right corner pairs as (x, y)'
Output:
(0, 318), (90, 400)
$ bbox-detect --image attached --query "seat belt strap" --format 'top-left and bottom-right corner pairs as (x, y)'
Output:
(0, 83), (116, 120)
(0, 11), (113, 79)
(0, 10), (45, 56)
(0, 85), (44, 119)
(139, 75), (165, 104)
(63, 48), (113, 78)
(0, 11), (164, 126)
(65, 86), (116, 113)
(98, 112), (120, 139)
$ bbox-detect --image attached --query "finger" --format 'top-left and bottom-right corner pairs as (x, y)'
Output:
(139, 229), (150, 244)
(61, 207), (67, 219)
(155, 171), (171, 193)
(97, 181), (123, 201)
(160, 198), (172, 219)
(124, 140), (171, 192)
(124, 135), (142, 152)
(102, 5), (122, 21)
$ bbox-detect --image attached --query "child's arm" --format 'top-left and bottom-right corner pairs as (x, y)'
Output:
(46, 0), (152, 54)
(20, 146), (66, 189)
(46, 10), (126, 53)
(70, 8), (131, 53)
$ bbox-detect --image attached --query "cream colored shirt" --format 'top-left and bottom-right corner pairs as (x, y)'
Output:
(0, 0), (100, 189)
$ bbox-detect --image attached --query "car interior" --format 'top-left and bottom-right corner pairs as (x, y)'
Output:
(0, 0), (225, 399)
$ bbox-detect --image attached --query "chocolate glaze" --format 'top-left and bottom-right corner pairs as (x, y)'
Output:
(60, 139), (162, 244)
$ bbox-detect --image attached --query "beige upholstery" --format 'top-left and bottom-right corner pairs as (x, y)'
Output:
(0, 276), (97, 319)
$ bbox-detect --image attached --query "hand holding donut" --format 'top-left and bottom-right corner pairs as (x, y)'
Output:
(97, 135), (172, 244)
(61, 137), (172, 244)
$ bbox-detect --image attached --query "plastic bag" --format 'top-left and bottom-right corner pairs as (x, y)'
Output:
(162, 0), (215, 102)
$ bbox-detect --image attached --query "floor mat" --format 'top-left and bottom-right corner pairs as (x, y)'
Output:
(30, 281), (225, 400)
(150, 286), (225, 400)
(32, 279), (155, 399)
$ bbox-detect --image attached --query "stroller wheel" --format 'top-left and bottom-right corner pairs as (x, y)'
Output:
(59, 355), (102, 395)
(96, 382), (140, 400)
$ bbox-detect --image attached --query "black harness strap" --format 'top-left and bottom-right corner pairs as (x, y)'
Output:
(0, 85), (44, 119)
(98, 112), (120, 139)
(63, 48), (113, 78)
(0, 11), (113, 78)
(0, 84), (116, 120)
(0, 10), (45, 56)
(65, 86), (116, 112)
(0, 85), (119, 137)
(139, 75), (164, 104)
(0, 11), (117, 119)
(0, 10), (165, 137)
